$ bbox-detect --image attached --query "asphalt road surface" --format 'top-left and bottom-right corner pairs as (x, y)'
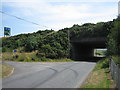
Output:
(2, 61), (96, 88)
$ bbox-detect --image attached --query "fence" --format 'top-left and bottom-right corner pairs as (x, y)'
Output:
(110, 59), (120, 90)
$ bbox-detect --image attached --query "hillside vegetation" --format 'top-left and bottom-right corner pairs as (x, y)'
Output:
(2, 17), (120, 62)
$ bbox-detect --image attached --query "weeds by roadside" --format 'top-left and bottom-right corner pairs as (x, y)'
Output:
(2, 52), (73, 62)
(112, 56), (120, 65)
(81, 58), (116, 88)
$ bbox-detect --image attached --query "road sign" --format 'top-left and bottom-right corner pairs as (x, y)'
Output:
(13, 50), (17, 53)
(4, 27), (11, 36)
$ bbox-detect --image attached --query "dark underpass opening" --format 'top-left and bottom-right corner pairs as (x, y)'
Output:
(70, 37), (107, 61)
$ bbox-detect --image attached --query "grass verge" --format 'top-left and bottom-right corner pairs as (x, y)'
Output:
(81, 58), (115, 88)
(0, 63), (14, 78)
(2, 52), (74, 62)
(112, 56), (120, 65)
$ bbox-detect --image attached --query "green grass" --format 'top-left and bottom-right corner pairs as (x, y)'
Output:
(82, 58), (115, 88)
(2, 52), (73, 62)
(93, 58), (109, 71)
(112, 56), (120, 65)
(83, 69), (111, 88)
(95, 51), (105, 56)
(0, 63), (14, 78)
(42, 58), (73, 62)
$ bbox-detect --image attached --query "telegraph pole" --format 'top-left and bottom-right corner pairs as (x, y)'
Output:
(68, 29), (70, 59)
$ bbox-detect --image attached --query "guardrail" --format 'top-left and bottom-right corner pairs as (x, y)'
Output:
(110, 59), (120, 90)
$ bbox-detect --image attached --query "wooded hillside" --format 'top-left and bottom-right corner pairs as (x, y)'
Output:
(2, 17), (120, 59)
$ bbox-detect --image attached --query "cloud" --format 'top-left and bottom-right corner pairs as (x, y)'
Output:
(2, 2), (90, 19)
(39, 4), (91, 21)
(2, 0), (118, 31)
(2, 0), (119, 2)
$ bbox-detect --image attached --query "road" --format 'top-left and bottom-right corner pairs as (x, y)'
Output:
(2, 61), (96, 88)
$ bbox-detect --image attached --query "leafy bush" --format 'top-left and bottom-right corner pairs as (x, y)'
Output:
(2, 47), (12, 52)
(112, 56), (120, 65)
(107, 18), (120, 56)
(94, 58), (109, 71)
(101, 58), (109, 68)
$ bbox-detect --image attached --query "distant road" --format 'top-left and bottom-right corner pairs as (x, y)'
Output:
(3, 61), (96, 88)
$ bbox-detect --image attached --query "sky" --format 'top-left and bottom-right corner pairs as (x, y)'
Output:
(1, 0), (120, 36)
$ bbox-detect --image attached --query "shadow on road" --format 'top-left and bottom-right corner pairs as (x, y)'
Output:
(72, 57), (105, 63)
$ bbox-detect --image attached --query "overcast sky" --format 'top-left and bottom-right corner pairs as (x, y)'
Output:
(1, 0), (119, 36)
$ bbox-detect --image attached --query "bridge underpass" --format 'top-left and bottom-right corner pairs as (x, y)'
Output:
(70, 37), (107, 61)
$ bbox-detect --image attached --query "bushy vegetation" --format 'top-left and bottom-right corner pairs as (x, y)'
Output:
(2, 29), (70, 59)
(70, 21), (114, 40)
(1, 17), (120, 61)
(94, 58), (109, 71)
(107, 17), (120, 64)
(112, 56), (120, 65)
(107, 17), (120, 55)
(2, 52), (73, 62)
(2, 30), (54, 52)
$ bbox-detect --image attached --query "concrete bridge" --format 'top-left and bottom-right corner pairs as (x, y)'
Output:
(70, 37), (107, 60)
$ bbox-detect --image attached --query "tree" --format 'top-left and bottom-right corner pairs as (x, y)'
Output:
(24, 36), (38, 52)
(107, 19), (120, 56)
